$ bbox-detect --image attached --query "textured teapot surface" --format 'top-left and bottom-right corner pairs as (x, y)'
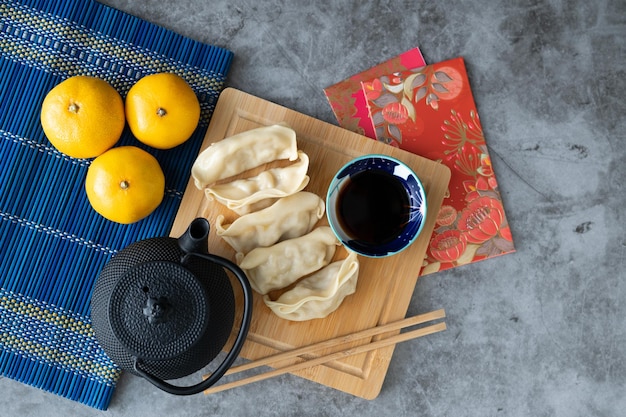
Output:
(90, 219), (235, 381)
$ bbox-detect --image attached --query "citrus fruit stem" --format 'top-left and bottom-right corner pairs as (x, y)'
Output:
(68, 103), (80, 113)
(120, 180), (129, 190)
(156, 107), (167, 117)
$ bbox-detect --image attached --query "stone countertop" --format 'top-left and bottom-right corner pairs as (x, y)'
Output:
(1, 1), (624, 416)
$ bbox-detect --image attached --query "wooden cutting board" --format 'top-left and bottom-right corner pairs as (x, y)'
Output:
(170, 88), (451, 399)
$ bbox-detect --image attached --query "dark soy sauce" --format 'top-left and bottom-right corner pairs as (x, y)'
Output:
(337, 170), (410, 245)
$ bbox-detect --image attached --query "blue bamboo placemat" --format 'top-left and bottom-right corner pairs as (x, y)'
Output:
(0, 0), (233, 409)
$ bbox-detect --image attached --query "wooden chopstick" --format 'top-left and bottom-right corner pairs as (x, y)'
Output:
(204, 321), (446, 395)
(203, 309), (446, 395)
(221, 308), (445, 377)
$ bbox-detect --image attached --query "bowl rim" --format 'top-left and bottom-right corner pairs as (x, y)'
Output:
(325, 153), (427, 258)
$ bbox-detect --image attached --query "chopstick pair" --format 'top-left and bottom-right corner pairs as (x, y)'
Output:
(202, 309), (447, 395)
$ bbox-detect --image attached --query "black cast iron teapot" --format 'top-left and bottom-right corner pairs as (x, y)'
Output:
(90, 218), (253, 395)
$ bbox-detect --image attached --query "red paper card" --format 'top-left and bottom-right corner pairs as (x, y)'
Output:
(361, 57), (515, 275)
(324, 48), (426, 139)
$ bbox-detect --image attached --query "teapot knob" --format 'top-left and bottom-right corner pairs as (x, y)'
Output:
(143, 296), (172, 324)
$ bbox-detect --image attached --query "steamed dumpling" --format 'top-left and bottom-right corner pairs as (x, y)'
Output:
(192, 124), (298, 189)
(205, 151), (309, 215)
(263, 251), (359, 321)
(236, 227), (340, 295)
(215, 191), (325, 254)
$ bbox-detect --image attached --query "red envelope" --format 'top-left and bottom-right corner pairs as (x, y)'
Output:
(361, 57), (515, 275)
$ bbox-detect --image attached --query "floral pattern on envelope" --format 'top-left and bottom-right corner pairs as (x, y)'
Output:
(362, 57), (515, 275)
(323, 47), (426, 138)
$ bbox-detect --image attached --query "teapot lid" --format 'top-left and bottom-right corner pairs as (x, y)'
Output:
(108, 261), (210, 362)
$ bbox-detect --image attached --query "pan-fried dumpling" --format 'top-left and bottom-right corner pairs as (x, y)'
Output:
(263, 251), (359, 321)
(192, 124), (298, 189)
(215, 191), (325, 254)
(236, 227), (340, 295)
(205, 151), (309, 215)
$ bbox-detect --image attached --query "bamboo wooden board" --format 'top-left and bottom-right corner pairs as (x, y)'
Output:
(171, 88), (451, 399)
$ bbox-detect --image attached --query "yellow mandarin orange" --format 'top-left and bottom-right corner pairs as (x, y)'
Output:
(85, 146), (165, 224)
(125, 73), (200, 149)
(40, 76), (125, 158)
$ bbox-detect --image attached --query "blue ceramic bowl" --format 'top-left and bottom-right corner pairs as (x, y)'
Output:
(326, 154), (427, 258)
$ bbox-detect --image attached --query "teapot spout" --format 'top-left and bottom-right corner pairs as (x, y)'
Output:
(178, 218), (210, 255)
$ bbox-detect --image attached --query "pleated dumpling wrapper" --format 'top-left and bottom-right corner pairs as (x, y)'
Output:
(263, 251), (359, 321)
(215, 191), (325, 254)
(205, 151), (310, 215)
(236, 226), (340, 295)
(191, 124), (298, 189)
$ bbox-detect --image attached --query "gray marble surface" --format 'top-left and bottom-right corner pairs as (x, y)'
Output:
(2, 0), (625, 416)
